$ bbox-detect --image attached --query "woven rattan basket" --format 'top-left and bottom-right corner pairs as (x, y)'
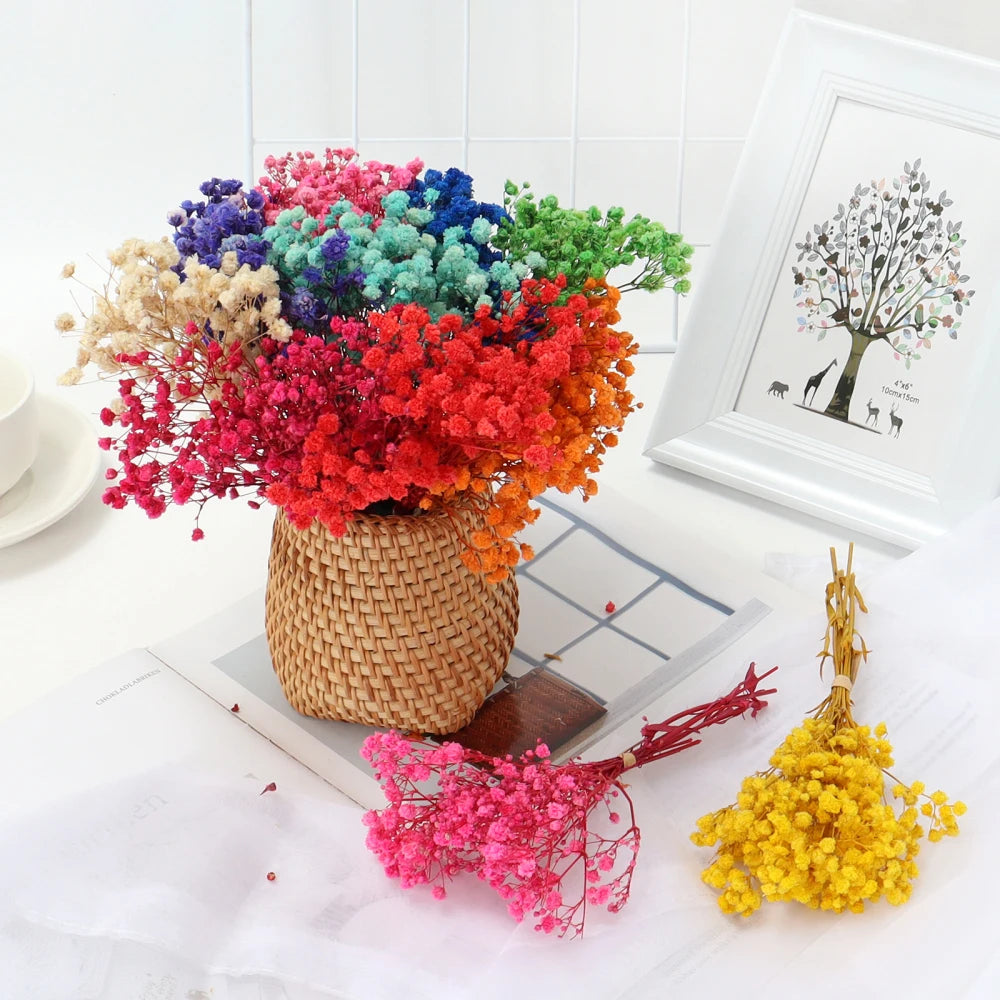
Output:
(264, 505), (519, 734)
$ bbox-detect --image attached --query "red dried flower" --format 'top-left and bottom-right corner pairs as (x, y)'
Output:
(95, 276), (637, 578)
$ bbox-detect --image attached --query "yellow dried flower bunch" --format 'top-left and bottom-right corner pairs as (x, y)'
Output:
(692, 545), (965, 916)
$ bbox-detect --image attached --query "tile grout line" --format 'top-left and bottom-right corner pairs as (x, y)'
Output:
(523, 523), (579, 562)
(517, 567), (604, 627)
(351, 0), (360, 150)
(676, 0), (691, 232)
(242, 0), (255, 184)
(531, 496), (735, 614)
(569, 0), (581, 205)
(673, 0), (693, 348)
(461, 0), (471, 172)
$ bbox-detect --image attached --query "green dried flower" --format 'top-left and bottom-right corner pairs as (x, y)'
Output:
(494, 184), (693, 299)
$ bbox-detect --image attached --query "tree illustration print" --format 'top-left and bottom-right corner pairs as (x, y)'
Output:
(791, 158), (974, 422)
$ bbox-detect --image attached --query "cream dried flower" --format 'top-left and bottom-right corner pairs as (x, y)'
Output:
(59, 238), (288, 386)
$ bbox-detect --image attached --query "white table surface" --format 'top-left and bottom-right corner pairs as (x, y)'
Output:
(3, 293), (997, 1000)
(0, 305), (910, 723)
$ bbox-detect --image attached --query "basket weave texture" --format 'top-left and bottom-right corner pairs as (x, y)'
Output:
(265, 505), (519, 734)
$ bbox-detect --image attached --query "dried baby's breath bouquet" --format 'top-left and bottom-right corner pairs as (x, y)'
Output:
(692, 545), (964, 915)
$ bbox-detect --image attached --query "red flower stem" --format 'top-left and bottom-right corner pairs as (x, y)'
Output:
(590, 663), (777, 782)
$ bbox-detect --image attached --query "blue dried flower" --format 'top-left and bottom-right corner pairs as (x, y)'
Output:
(406, 166), (508, 271)
(320, 229), (350, 263)
(170, 178), (268, 278)
(219, 234), (271, 270)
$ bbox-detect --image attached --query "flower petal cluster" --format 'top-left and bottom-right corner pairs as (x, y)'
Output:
(495, 184), (694, 297)
(406, 166), (508, 270)
(362, 734), (638, 937)
(691, 549), (964, 916)
(692, 718), (965, 915)
(361, 664), (776, 936)
(429, 279), (637, 579)
(257, 148), (423, 231)
(262, 186), (517, 334)
(61, 151), (689, 575)
(168, 177), (269, 272)
(57, 239), (290, 386)
(93, 276), (635, 576)
(100, 338), (255, 519)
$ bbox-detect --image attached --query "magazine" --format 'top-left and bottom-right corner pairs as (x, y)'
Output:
(149, 496), (794, 809)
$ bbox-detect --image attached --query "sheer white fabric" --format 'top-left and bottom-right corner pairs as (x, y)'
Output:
(0, 770), (505, 997)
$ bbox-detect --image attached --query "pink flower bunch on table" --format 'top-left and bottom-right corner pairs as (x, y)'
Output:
(363, 734), (638, 936)
(361, 664), (778, 937)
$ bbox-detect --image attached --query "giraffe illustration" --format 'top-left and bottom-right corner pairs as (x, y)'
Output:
(803, 358), (838, 407)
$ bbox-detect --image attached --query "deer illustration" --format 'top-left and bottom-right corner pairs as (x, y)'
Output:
(803, 358), (838, 407)
(889, 403), (903, 438)
(767, 380), (789, 398)
(865, 398), (879, 427)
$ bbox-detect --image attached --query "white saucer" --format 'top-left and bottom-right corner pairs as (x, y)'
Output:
(0, 394), (102, 548)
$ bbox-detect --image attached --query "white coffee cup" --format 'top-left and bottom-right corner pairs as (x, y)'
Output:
(0, 351), (39, 497)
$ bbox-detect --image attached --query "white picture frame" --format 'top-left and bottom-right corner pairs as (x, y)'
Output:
(645, 11), (1000, 549)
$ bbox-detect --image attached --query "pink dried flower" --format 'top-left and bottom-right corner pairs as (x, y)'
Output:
(257, 148), (423, 231)
(361, 664), (777, 937)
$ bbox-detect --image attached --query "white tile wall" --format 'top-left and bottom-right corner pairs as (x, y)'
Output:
(361, 140), (465, 178)
(468, 0), (577, 140)
(466, 140), (573, 207)
(5, 0), (999, 387)
(679, 139), (744, 245)
(575, 140), (679, 228)
(685, 0), (794, 137)
(249, 0), (696, 349)
(251, 0), (353, 142)
(244, 0), (792, 350)
(577, 139), (681, 349)
(5, 3), (998, 318)
(360, 1), (466, 139)
(1, 0), (247, 266)
(576, 0), (685, 139)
